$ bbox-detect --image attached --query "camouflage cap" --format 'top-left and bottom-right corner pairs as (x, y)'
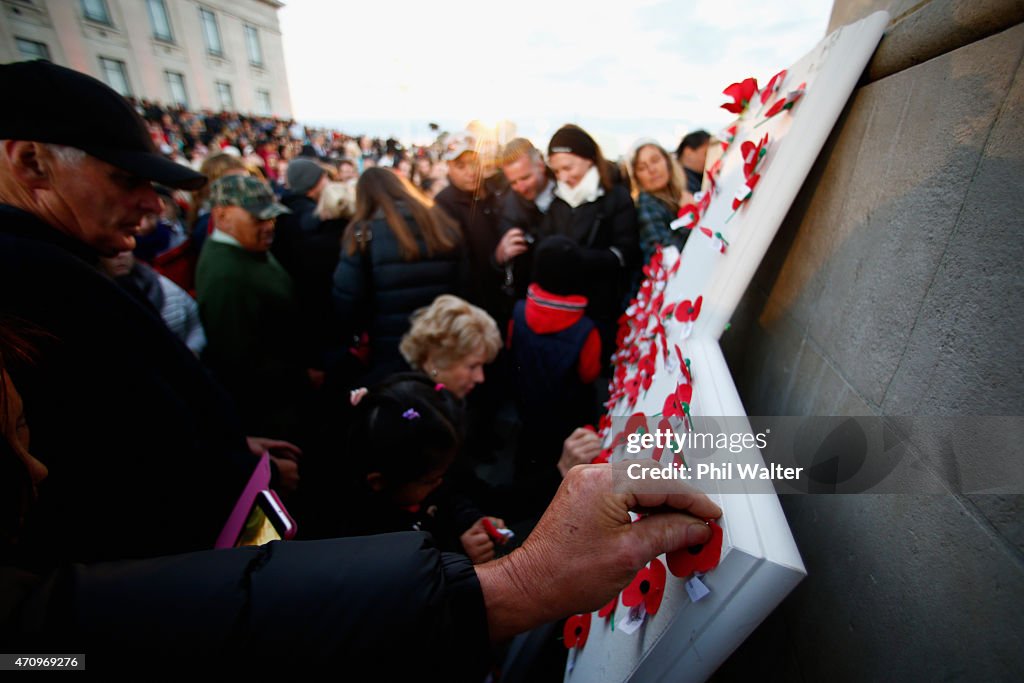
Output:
(209, 175), (291, 220)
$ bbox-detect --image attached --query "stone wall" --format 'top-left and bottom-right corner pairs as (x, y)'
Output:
(716, 1), (1024, 679)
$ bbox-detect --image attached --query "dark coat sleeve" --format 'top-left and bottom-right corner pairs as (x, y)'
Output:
(331, 238), (368, 343)
(4, 534), (490, 677)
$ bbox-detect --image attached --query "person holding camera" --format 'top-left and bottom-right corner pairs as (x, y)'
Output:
(494, 138), (555, 303)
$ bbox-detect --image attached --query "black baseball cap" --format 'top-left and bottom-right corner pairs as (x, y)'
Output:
(0, 60), (207, 191)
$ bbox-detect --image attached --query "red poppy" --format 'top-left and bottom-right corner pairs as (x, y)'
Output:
(742, 133), (768, 179)
(707, 158), (723, 193)
(563, 612), (592, 649)
(766, 82), (806, 117)
(592, 447), (611, 464)
(677, 296), (703, 324)
(623, 374), (642, 405)
(666, 520), (724, 578)
(720, 124), (738, 152)
(621, 558), (667, 617)
(673, 344), (692, 384)
(732, 174), (761, 210)
(671, 203), (700, 231)
(662, 302), (677, 319)
(663, 381), (692, 420)
(598, 595), (617, 619)
(721, 77), (758, 114)
(760, 69), (787, 104)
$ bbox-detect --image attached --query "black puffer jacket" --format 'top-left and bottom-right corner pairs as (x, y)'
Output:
(2, 534), (490, 676)
(541, 183), (640, 325)
(331, 204), (465, 380)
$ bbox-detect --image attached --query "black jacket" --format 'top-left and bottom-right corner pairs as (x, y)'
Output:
(541, 184), (640, 324)
(0, 205), (255, 566)
(435, 184), (505, 322)
(2, 534), (490, 676)
(496, 186), (550, 302)
(331, 205), (464, 380)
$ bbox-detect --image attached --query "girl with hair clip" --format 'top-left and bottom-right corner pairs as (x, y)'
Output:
(331, 168), (466, 385)
(303, 373), (509, 564)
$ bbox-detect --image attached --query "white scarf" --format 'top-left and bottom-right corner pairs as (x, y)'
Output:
(555, 165), (604, 209)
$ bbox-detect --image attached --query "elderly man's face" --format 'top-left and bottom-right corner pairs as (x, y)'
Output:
(46, 152), (162, 256)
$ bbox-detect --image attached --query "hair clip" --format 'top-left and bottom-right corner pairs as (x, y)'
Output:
(434, 383), (446, 392)
(402, 408), (420, 420)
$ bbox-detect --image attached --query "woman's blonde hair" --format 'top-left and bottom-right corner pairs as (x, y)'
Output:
(399, 295), (501, 370)
(630, 142), (686, 208)
(316, 180), (357, 221)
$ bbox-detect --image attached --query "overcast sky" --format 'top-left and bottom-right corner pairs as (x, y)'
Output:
(279, 0), (833, 155)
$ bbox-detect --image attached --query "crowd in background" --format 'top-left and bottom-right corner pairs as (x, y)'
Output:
(1, 66), (722, 674)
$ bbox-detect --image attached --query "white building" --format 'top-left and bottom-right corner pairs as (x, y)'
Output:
(0, 0), (293, 118)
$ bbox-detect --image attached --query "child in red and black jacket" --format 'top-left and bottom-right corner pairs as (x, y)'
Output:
(507, 235), (601, 513)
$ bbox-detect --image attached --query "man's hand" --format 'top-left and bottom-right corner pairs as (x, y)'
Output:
(495, 228), (530, 264)
(475, 462), (722, 641)
(558, 428), (601, 477)
(460, 517), (506, 564)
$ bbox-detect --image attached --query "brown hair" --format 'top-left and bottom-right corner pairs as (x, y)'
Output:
(344, 167), (461, 261)
(630, 142), (686, 208)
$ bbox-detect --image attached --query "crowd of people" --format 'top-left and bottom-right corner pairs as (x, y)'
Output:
(0, 60), (722, 676)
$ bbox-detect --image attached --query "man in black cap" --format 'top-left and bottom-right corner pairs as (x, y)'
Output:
(0, 60), (271, 566)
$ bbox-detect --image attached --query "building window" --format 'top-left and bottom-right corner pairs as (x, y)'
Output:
(99, 57), (130, 96)
(199, 8), (223, 57)
(15, 37), (50, 61)
(146, 0), (173, 42)
(81, 0), (111, 24)
(255, 89), (271, 116)
(244, 25), (264, 67)
(215, 81), (233, 111)
(165, 71), (187, 107)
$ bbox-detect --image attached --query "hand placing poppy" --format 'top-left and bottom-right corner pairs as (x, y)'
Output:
(621, 557), (667, 617)
(666, 519), (724, 578)
(721, 77), (758, 114)
(563, 612), (592, 649)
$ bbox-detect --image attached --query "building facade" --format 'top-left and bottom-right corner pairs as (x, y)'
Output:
(0, 0), (292, 117)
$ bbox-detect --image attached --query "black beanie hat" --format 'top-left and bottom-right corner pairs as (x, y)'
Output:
(548, 124), (598, 163)
(532, 235), (583, 296)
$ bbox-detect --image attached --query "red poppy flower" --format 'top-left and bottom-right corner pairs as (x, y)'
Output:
(720, 124), (738, 152)
(563, 612), (592, 649)
(742, 133), (768, 179)
(760, 69), (787, 105)
(677, 296), (703, 324)
(671, 203), (700, 231)
(666, 520), (724, 578)
(765, 82), (806, 117)
(732, 174), (761, 210)
(592, 447), (611, 464)
(663, 381), (692, 420)
(721, 77), (758, 114)
(598, 595), (617, 620)
(662, 302), (677, 319)
(697, 190), (712, 214)
(624, 375), (642, 405)
(708, 157), (724, 192)
(673, 344), (692, 384)
(621, 558), (667, 617)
